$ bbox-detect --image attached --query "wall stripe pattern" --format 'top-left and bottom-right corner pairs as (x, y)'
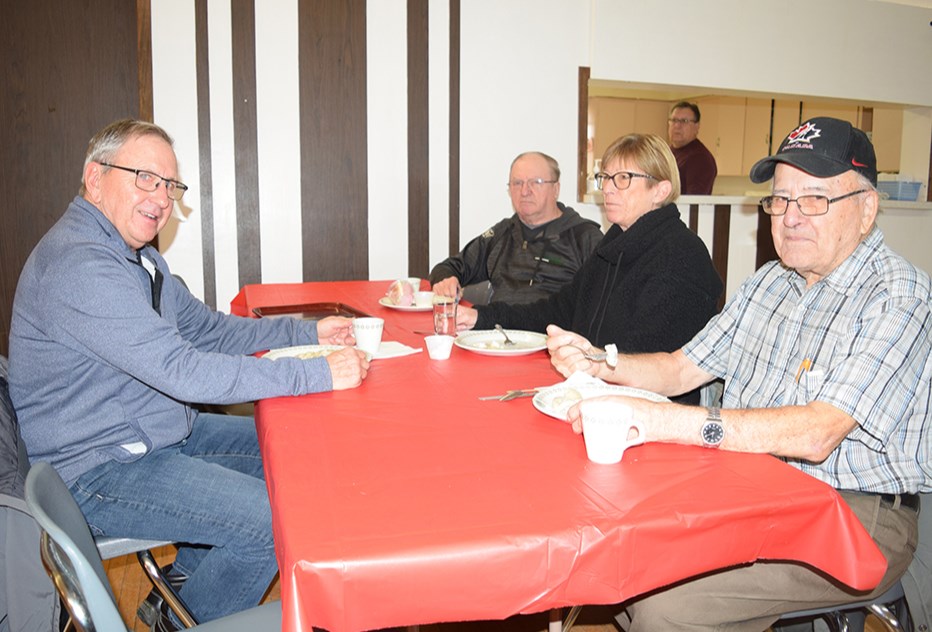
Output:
(194, 0), (216, 308)
(231, 0), (262, 289)
(152, 0), (460, 310)
(407, 0), (430, 277)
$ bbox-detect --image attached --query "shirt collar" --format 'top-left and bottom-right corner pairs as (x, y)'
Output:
(782, 227), (884, 296)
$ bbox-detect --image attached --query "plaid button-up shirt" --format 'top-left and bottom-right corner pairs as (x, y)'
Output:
(684, 228), (932, 493)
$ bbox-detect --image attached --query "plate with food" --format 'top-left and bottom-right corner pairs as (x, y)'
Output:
(377, 296), (432, 312)
(380, 278), (433, 311)
(262, 345), (345, 360)
(533, 383), (669, 421)
(453, 329), (547, 356)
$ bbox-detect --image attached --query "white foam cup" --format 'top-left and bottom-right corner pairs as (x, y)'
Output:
(425, 335), (455, 360)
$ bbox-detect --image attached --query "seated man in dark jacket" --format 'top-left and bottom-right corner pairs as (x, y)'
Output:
(429, 151), (602, 305)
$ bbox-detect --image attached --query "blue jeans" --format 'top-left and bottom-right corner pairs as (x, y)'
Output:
(70, 413), (277, 623)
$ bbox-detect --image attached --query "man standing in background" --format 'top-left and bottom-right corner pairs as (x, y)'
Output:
(667, 101), (717, 194)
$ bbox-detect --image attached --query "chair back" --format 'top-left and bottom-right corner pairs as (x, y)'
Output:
(25, 461), (128, 632)
(1, 353), (28, 500)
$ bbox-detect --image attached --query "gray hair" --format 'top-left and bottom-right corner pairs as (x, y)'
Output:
(511, 151), (560, 182)
(80, 119), (174, 195)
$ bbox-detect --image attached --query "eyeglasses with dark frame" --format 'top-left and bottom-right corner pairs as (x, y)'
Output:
(667, 117), (697, 125)
(507, 178), (558, 191)
(594, 171), (656, 191)
(759, 189), (867, 217)
(99, 162), (189, 201)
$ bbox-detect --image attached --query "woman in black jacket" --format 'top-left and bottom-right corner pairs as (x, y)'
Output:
(458, 134), (722, 404)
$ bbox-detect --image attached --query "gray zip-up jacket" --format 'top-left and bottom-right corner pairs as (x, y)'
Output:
(10, 197), (333, 486)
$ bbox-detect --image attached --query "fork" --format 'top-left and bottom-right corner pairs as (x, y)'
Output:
(494, 324), (516, 345)
(478, 389), (538, 401)
(579, 344), (618, 369)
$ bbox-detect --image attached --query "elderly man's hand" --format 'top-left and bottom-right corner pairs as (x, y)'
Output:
(456, 305), (478, 331)
(326, 347), (370, 390)
(546, 324), (598, 378)
(432, 277), (461, 299)
(316, 316), (356, 346)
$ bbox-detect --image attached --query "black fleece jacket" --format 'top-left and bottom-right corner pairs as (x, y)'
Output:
(429, 203), (602, 305)
(476, 203), (723, 404)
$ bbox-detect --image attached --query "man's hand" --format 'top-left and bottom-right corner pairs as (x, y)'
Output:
(432, 277), (461, 299)
(317, 316), (355, 346)
(455, 305), (478, 331)
(546, 324), (599, 378)
(326, 347), (370, 390)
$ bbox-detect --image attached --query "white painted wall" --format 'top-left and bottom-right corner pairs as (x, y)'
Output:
(150, 0), (932, 311)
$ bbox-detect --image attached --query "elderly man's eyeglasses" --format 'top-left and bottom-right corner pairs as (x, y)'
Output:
(508, 178), (558, 191)
(668, 117), (697, 125)
(760, 189), (867, 216)
(99, 162), (189, 201)
(594, 171), (655, 191)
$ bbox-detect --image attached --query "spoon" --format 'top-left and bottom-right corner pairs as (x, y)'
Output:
(495, 324), (516, 346)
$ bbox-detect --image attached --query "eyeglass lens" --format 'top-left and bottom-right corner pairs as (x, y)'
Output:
(762, 196), (828, 216)
(135, 171), (186, 201)
(508, 179), (554, 191)
(595, 172), (645, 191)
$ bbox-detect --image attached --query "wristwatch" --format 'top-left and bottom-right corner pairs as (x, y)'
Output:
(701, 407), (725, 448)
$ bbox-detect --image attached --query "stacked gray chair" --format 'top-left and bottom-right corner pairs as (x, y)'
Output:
(25, 461), (281, 631)
(1, 353), (60, 631)
(0, 352), (193, 630)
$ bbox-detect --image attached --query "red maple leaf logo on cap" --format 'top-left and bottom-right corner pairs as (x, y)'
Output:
(786, 122), (821, 144)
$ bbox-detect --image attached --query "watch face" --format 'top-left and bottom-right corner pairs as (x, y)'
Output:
(702, 422), (724, 446)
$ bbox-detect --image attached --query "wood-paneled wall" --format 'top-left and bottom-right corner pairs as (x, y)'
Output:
(0, 0), (144, 356)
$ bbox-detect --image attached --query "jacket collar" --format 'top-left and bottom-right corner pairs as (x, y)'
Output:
(597, 203), (681, 263)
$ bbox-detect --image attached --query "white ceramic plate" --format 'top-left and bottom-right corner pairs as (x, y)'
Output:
(533, 383), (669, 421)
(378, 297), (432, 312)
(263, 345), (345, 360)
(453, 329), (547, 356)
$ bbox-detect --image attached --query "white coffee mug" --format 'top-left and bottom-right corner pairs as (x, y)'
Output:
(353, 317), (384, 355)
(580, 400), (646, 464)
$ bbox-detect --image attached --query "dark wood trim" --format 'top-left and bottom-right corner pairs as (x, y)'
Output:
(407, 0), (430, 277)
(448, 0), (461, 257)
(299, 0), (368, 281)
(712, 204), (731, 311)
(136, 0), (153, 122)
(577, 66), (590, 203)
(231, 0), (261, 288)
(755, 205), (778, 269)
(137, 0), (155, 251)
(688, 204), (699, 233)
(928, 131), (932, 202)
(195, 0), (216, 309)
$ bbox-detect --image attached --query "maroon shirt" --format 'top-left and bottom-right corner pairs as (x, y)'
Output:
(671, 138), (717, 194)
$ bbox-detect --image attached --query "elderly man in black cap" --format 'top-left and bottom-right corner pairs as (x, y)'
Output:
(547, 117), (931, 631)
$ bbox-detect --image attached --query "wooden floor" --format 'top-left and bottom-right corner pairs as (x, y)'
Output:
(104, 548), (887, 632)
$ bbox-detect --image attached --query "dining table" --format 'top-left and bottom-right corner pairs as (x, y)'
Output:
(230, 280), (888, 632)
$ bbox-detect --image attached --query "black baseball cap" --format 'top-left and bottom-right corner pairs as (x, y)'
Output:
(750, 117), (877, 186)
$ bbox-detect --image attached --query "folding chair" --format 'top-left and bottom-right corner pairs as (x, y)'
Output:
(25, 461), (281, 631)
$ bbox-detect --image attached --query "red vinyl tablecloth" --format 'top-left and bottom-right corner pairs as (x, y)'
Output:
(234, 281), (887, 632)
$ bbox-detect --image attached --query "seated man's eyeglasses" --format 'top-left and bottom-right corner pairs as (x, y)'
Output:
(508, 178), (558, 191)
(668, 117), (697, 125)
(595, 171), (655, 191)
(760, 189), (867, 216)
(99, 162), (189, 201)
